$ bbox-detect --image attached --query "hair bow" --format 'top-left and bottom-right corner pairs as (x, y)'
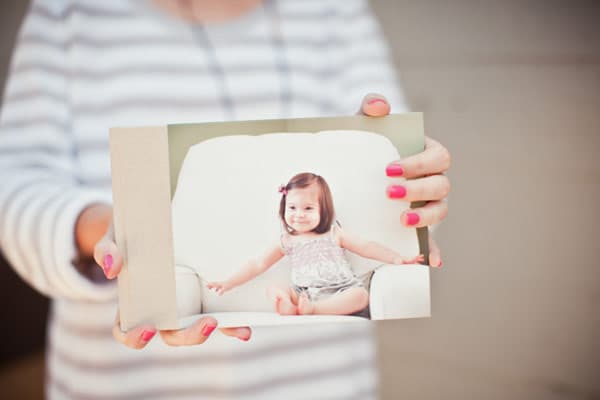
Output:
(278, 185), (287, 195)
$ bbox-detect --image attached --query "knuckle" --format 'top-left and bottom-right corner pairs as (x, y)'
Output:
(440, 147), (451, 171)
(408, 181), (424, 200)
(439, 177), (451, 199)
(438, 201), (449, 220)
(413, 157), (427, 177)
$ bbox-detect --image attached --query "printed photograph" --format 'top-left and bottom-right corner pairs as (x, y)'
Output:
(169, 129), (430, 327)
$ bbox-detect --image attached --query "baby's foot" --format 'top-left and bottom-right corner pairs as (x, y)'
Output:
(274, 294), (298, 315)
(298, 293), (315, 315)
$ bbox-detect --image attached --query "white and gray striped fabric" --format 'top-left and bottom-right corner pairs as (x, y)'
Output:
(0, 1), (407, 399)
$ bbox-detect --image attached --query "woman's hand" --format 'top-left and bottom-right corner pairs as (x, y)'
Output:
(359, 93), (451, 268)
(91, 209), (251, 348)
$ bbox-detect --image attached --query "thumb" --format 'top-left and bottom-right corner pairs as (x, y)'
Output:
(93, 229), (123, 279)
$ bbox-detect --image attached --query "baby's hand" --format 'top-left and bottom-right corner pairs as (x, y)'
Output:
(206, 281), (231, 296)
(394, 254), (425, 265)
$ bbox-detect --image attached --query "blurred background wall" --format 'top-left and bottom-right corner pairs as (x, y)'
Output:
(1, 1), (599, 399)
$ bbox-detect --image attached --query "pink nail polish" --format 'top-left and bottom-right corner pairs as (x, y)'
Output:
(406, 213), (420, 226)
(202, 325), (217, 336)
(141, 330), (155, 342)
(386, 164), (404, 177)
(103, 254), (113, 274)
(387, 185), (406, 199)
(367, 98), (386, 105)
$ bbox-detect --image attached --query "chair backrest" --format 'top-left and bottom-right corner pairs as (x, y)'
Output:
(171, 131), (420, 315)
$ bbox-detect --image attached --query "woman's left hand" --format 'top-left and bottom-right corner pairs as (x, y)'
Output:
(359, 93), (451, 268)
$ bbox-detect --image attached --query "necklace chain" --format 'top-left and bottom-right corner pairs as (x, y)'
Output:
(191, 0), (290, 121)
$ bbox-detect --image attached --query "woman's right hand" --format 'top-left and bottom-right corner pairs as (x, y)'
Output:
(92, 213), (251, 349)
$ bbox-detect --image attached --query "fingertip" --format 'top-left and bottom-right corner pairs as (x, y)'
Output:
(239, 328), (252, 341)
(102, 253), (113, 276)
(114, 323), (156, 349)
(428, 253), (442, 268)
(402, 212), (421, 227)
(362, 99), (390, 117)
(202, 324), (217, 337)
(385, 163), (404, 177)
(360, 93), (390, 117)
(200, 316), (218, 337)
(221, 327), (252, 341)
(97, 244), (123, 279)
(140, 328), (157, 343)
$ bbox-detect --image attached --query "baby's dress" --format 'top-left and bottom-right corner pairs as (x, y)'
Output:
(282, 226), (364, 302)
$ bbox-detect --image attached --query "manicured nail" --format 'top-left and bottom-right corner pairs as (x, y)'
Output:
(367, 98), (386, 105)
(103, 254), (113, 274)
(387, 185), (406, 198)
(202, 324), (217, 336)
(141, 330), (155, 342)
(386, 164), (404, 177)
(405, 212), (420, 226)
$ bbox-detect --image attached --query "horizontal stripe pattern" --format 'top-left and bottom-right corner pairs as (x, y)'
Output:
(0, 0), (405, 399)
(49, 357), (376, 400)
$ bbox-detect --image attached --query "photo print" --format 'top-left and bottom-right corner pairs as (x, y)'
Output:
(110, 114), (430, 330)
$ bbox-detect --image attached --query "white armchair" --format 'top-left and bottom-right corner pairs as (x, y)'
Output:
(171, 131), (430, 327)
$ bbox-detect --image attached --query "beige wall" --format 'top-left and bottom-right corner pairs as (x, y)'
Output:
(371, 1), (600, 399)
(1, 1), (599, 399)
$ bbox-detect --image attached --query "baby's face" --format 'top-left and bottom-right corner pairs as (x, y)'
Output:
(284, 184), (321, 234)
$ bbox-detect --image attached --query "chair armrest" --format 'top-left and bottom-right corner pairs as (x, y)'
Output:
(369, 265), (431, 320)
(175, 264), (203, 318)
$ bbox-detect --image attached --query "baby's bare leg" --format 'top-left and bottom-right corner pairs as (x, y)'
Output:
(266, 285), (298, 315)
(298, 287), (369, 315)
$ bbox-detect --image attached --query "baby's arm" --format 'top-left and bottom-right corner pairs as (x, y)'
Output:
(207, 243), (285, 295)
(337, 228), (424, 265)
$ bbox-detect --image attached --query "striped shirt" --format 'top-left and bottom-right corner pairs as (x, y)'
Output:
(0, 1), (407, 399)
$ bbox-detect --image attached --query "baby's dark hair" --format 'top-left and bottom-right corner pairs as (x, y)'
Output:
(279, 172), (334, 234)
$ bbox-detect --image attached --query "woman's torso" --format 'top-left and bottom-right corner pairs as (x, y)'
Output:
(6, 0), (405, 397)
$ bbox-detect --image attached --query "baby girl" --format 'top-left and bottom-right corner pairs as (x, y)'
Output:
(207, 172), (423, 316)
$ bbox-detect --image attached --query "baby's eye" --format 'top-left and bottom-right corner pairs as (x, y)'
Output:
(305, 207), (313, 211)
(288, 206), (296, 210)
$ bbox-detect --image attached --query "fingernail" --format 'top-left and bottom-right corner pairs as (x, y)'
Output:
(438, 260), (443, 268)
(387, 185), (406, 199)
(405, 212), (420, 225)
(367, 98), (386, 105)
(141, 330), (155, 342)
(386, 164), (403, 177)
(240, 336), (250, 342)
(103, 254), (113, 274)
(202, 324), (217, 336)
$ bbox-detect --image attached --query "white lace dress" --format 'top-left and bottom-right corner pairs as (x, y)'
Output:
(282, 226), (364, 302)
